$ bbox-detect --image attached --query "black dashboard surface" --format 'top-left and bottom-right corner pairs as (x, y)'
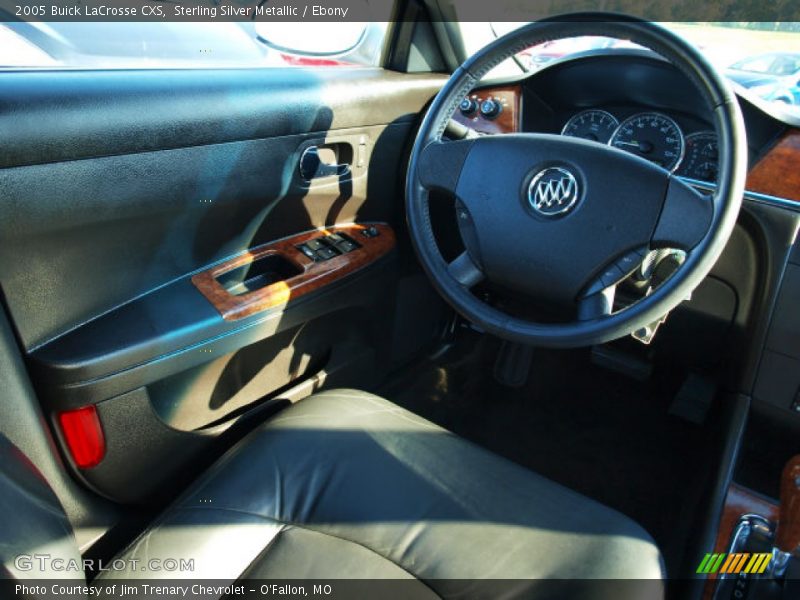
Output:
(515, 51), (786, 180)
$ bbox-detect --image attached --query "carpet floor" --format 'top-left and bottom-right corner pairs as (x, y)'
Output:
(378, 330), (714, 578)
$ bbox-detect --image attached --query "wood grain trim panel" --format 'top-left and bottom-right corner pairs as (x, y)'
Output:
(777, 455), (800, 551)
(713, 484), (778, 555)
(746, 130), (800, 203)
(192, 224), (395, 321)
(452, 85), (521, 135)
(702, 483), (778, 598)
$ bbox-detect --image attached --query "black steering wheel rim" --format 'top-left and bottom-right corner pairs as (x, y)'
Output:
(405, 14), (747, 348)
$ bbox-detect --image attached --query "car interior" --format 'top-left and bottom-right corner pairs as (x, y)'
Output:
(2, 6), (800, 600)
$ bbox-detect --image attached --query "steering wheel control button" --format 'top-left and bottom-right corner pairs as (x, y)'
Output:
(459, 97), (478, 116)
(479, 98), (502, 119)
(615, 248), (648, 275)
(584, 251), (647, 297)
(600, 264), (627, 288)
(583, 278), (606, 298)
(527, 167), (580, 217)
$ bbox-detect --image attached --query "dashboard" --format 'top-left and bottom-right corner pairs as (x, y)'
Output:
(452, 51), (790, 187)
(456, 88), (719, 181)
(561, 108), (718, 181)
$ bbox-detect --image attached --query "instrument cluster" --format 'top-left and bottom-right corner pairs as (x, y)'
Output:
(561, 108), (719, 182)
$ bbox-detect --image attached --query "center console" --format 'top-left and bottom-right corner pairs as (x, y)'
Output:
(709, 457), (800, 600)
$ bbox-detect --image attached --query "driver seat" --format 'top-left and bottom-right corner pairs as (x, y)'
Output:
(1, 390), (664, 598)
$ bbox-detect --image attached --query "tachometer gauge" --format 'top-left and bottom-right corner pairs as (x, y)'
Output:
(609, 112), (685, 172)
(561, 109), (619, 144)
(677, 131), (718, 182)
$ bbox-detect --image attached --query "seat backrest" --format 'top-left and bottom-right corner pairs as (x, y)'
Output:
(0, 434), (84, 582)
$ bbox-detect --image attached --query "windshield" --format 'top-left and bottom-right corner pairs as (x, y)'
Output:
(487, 22), (800, 117)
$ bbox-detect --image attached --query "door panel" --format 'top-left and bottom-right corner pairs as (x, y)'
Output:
(4, 123), (403, 352)
(0, 69), (444, 350)
(0, 69), (441, 172)
(0, 66), (447, 504)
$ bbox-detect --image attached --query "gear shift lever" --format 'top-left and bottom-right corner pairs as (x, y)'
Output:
(713, 457), (800, 600)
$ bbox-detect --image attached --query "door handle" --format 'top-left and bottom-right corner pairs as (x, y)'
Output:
(299, 145), (351, 180)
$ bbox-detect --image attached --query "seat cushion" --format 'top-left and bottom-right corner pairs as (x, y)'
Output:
(98, 389), (664, 596)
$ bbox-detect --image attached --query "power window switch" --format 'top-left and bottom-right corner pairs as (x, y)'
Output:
(326, 233), (346, 244)
(297, 244), (319, 261)
(305, 238), (326, 251)
(325, 233), (359, 254)
(336, 240), (358, 253)
(361, 226), (379, 238)
(315, 246), (338, 261)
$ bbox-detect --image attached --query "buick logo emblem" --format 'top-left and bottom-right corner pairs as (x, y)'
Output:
(528, 167), (579, 217)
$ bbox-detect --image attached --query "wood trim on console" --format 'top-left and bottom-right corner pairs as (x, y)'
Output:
(776, 455), (800, 552)
(192, 224), (395, 321)
(452, 84), (521, 135)
(702, 483), (778, 598)
(746, 130), (800, 203)
(712, 484), (778, 556)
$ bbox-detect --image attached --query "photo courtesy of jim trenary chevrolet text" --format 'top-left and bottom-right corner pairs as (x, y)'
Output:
(2, 0), (800, 599)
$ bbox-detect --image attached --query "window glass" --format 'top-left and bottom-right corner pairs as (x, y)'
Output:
(731, 55), (777, 74)
(0, 22), (388, 69)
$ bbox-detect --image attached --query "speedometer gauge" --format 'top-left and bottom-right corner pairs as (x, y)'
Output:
(676, 131), (718, 182)
(609, 112), (685, 172)
(561, 110), (619, 144)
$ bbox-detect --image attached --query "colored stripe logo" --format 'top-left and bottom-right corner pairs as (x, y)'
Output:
(696, 552), (772, 575)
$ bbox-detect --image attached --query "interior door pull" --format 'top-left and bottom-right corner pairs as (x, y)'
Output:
(299, 146), (350, 180)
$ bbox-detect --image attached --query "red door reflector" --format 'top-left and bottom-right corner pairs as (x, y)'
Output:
(58, 405), (105, 468)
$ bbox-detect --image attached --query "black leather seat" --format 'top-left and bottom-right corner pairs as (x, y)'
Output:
(2, 390), (664, 598)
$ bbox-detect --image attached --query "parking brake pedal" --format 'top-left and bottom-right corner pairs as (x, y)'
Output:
(590, 345), (653, 381)
(493, 341), (533, 388)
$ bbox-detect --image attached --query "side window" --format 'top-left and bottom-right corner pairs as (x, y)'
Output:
(0, 22), (387, 70)
(732, 55), (776, 74)
(0, 24), (59, 67)
(256, 22), (388, 67)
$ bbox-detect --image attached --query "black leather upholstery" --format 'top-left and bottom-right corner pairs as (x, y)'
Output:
(0, 390), (663, 596)
(95, 390), (664, 595)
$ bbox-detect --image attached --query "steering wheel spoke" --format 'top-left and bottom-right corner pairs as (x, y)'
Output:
(577, 286), (616, 321)
(651, 177), (713, 250)
(447, 251), (485, 288)
(418, 139), (475, 196)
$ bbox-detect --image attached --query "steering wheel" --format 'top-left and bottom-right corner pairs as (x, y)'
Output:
(405, 14), (747, 348)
